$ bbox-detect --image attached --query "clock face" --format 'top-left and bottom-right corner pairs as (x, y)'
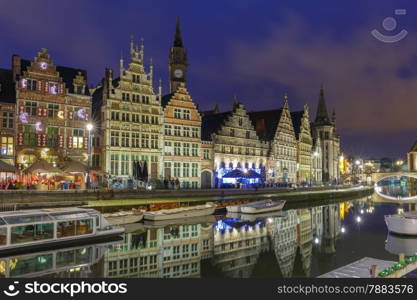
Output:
(39, 62), (47, 70)
(174, 69), (183, 78)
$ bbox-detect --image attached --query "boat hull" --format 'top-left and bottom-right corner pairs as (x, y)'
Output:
(385, 215), (417, 236)
(106, 214), (144, 225)
(240, 201), (286, 214)
(0, 227), (124, 257)
(226, 205), (241, 213)
(144, 205), (216, 221)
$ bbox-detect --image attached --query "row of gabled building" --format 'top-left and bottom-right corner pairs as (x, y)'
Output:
(0, 18), (340, 189)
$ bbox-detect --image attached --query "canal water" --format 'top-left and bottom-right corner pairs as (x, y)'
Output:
(0, 193), (413, 278)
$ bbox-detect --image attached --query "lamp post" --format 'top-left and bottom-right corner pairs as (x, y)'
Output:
(86, 123), (93, 189)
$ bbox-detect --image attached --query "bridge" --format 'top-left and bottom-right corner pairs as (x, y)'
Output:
(341, 171), (417, 185)
(342, 171), (417, 202)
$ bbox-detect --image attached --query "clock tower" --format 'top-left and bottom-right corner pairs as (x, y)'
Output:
(169, 17), (188, 93)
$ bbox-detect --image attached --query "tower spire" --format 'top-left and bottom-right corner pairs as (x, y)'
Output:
(283, 93), (289, 109)
(174, 16), (183, 47)
(315, 85), (330, 124)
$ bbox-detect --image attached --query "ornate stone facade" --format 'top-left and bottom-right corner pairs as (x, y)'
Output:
(202, 101), (269, 188)
(162, 86), (202, 188)
(13, 49), (91, 169)
(291, 105), (313, 183)
(93, 38), (163, 186)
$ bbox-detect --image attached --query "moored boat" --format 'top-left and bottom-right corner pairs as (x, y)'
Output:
(0, 207), (124, 255)
(228, 199), (286, 214)
(103, 209), (145, 225)
(143, 202), (216, 221)
(385, 211), (417, 236)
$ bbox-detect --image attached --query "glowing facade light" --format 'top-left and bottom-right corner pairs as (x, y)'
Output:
(314, 237), (319, 244)
(86, 123), (93, 131)
(35, 121), (43, 132)
(19, 112), (29, 124)
(77, 108), (87, 120)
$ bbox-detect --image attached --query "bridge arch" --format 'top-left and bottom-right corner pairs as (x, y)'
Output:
(374, 173), (417, 201)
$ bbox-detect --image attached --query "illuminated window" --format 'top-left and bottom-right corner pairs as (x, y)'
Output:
(1, 137), (13, 155)
(73, 129), (84, 149)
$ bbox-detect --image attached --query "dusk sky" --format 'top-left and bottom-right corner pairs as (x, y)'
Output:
(1, 0), (417, 158)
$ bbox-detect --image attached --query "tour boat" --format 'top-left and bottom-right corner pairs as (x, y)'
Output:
(0, 208), (124, 255)
(385, 211), (417, 236)
(143, 202), (216, 221)
(0, 241), (117, 277)
(103, 209), (145, 225)
(240, 199), (286, 214)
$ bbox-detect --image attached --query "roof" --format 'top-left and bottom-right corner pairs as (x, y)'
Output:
(314, 87), (332, 126)
(248, 109), (283, 141)
(20, 58), (90, 96)
(291, 111), (304, 139)
(0, 68), (16, 103)
(201, 112), (231, 141)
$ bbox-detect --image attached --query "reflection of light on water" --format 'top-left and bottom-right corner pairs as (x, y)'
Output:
(356, 216), (362, 223)
(341, 227), (346, 233)
(360, 209), (364, 214)
(314, 237), (319, 244)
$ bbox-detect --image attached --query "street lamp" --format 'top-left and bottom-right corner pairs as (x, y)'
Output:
(86, 123), (94, 189)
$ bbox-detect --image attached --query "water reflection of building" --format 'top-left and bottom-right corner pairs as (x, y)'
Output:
(269, 210), (298, 277)
(104, 222), (212, 278)
(296, 209), (313, 277)
(0, 244), (107, 278)
(211, 219), (269, 277)
(320, 204), (341, 254)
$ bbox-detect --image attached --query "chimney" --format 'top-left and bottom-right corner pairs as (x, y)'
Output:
(12, 55), (21, 81)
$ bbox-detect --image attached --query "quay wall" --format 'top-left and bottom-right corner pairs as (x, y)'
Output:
(0, 186), (374, 209)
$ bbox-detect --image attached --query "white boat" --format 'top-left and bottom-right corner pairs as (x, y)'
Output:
(143, 202), (216, 221)
(0, 207), (124, 255)
(385, 211), (417, 235)
(143, 215), (216, 228)
(103, 209), (145, 225)
(385, 234), (417, 256)
(226, 204), (243, 213)
(239, 200), (286, 214)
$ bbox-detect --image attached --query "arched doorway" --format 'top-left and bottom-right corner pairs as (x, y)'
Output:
(201, 170), (212, 189)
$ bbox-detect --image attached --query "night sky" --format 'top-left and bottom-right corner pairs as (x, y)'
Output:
(1, 0), (417, 158)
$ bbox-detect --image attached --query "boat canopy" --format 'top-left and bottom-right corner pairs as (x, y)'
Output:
(0, 209), (98, 225)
